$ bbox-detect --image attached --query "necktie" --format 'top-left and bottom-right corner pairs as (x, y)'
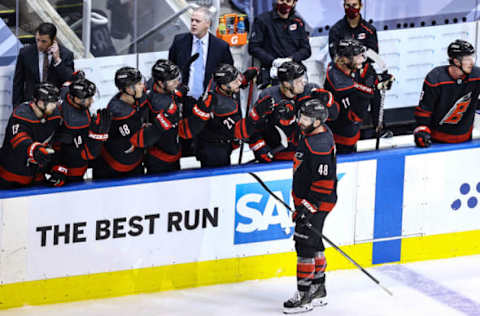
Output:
(42, 52), (49, 82)
(191, 39), (205, 99)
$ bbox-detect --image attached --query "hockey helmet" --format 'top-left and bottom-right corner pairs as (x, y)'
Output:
(69, 78), (96, 100)
(336, 39), (366, 58)
(277, 61), (306, 82)
(115, 67), (143, 90)
(71, 70), (86, 82)
(298, 98), (328, 124)
(152, 59), (181, 83)
(33, 83), (60, 103)
(448, 39), (475, 60)
(214, 64), (240, 85)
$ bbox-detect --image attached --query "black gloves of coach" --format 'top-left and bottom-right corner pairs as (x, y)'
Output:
(376, 71), (395, 91)
(241, 67), (259, 88)
(414, 126), (432, 148)
(89, 109), (112, 141)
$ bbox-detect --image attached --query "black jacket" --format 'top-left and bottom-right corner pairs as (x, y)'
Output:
(13, 43), (74, 107)
(168, 33), (234, 91)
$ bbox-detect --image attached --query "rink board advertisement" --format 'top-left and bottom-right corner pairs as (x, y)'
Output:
(0, 160), (375, 286)
(2, 141), (480, 308)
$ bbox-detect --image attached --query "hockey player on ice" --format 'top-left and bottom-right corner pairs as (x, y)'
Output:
(283, 97), (337, 314)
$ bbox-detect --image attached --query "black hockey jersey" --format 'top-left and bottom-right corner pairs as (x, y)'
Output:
(54, 95), (105, 181)
(250, 83), (338, 161)
(415, 65), (480, 143)
(100, 94), (156, 173)
(145, 84), (209, 172)
(0, 102), (61, 186)
(324, 62), (375, 148)
(292, 125), (337, 213)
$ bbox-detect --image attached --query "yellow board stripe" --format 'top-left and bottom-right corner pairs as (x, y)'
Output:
(1, 230), (479, 311)
(0, 243), (371, 310)
(401, 229), (480, 262)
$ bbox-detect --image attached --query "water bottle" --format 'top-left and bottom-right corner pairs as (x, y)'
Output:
(237, 16), (246, 34)
(218, 17), (227, 35)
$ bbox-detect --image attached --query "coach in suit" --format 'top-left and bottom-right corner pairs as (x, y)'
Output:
(168, 6), (234, 99)
(13, 22), (74, 107)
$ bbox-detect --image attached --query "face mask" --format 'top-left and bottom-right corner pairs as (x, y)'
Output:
(345, 7), (360, 19)
(277, 3), (293, 15)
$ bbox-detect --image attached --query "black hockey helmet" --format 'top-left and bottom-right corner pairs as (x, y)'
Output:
(448, 39), (475, 60)
(71, 70), (86, 82)
(214, 63), (240, 85)
(298, 98), (328, 124)
(115, 66), (143, 90)
(69, 78), (97, 99)
(336, 39), (366, 58)
(277, 61), (306, 82)
(33, 82), (60, 103)
(152, 59), (181, 83)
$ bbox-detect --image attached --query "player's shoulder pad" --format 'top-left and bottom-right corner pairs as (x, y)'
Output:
(107, 95), (135, 119)
(326, 64), (354, 91)
(305, 130), (335, 156)
(259, 85), (282, 103)
(212, 93), (238, 116)
(424, 66), (451, 86)
(12, 102), (39, 123)
(61, 101), (89, 129)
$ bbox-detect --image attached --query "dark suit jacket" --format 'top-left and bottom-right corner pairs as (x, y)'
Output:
(13, 43), (74, 106)
(168, 33), (234, 90)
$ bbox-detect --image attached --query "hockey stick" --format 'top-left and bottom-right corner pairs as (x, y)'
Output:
(248, 172), (393, 297)
(245, 126), (289, 164)
(375, 89), (386, 150)
(365, 49), (389, 150)
(238, 79), (255, 164)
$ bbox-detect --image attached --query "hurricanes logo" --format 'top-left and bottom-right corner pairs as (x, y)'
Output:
(440, 92), (472, 125)
(451, 182), (479, 211)
(293, 152), (303, 173)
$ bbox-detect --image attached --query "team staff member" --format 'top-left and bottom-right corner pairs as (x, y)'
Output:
(0, 83), (61, 189)
(51, 78), (111, 186)
(283, 98), (336, 314)
(248, 0), (311, 87)
(13, 22), (74, 107)
(414, 39), (480, 147)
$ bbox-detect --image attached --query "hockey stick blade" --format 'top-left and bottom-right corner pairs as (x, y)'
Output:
(248, 172), (393, 296)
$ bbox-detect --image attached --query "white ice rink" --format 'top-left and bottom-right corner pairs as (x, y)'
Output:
(1, 255), (480, 316)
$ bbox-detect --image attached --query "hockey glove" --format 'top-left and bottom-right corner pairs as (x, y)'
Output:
(176, 84), (189, 98)
(275, 99), (295, 125)
(47, 165), (68, 187)
(28, 142), (55, 167)
(414, 126), (432, 148)
(241, 67), (259, 88)
(376, 71), (394, 91)
(155, 103), (179, 131)
(293, 200), (316, 226)
(250, 96), (275, 120)
(89, 109), (112, 141)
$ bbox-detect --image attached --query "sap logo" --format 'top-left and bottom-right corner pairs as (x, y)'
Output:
(234, 179), (294, 244)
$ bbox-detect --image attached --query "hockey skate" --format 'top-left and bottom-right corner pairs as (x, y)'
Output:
(283, 291), (313, 314)
(309, 283), (327, 307)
